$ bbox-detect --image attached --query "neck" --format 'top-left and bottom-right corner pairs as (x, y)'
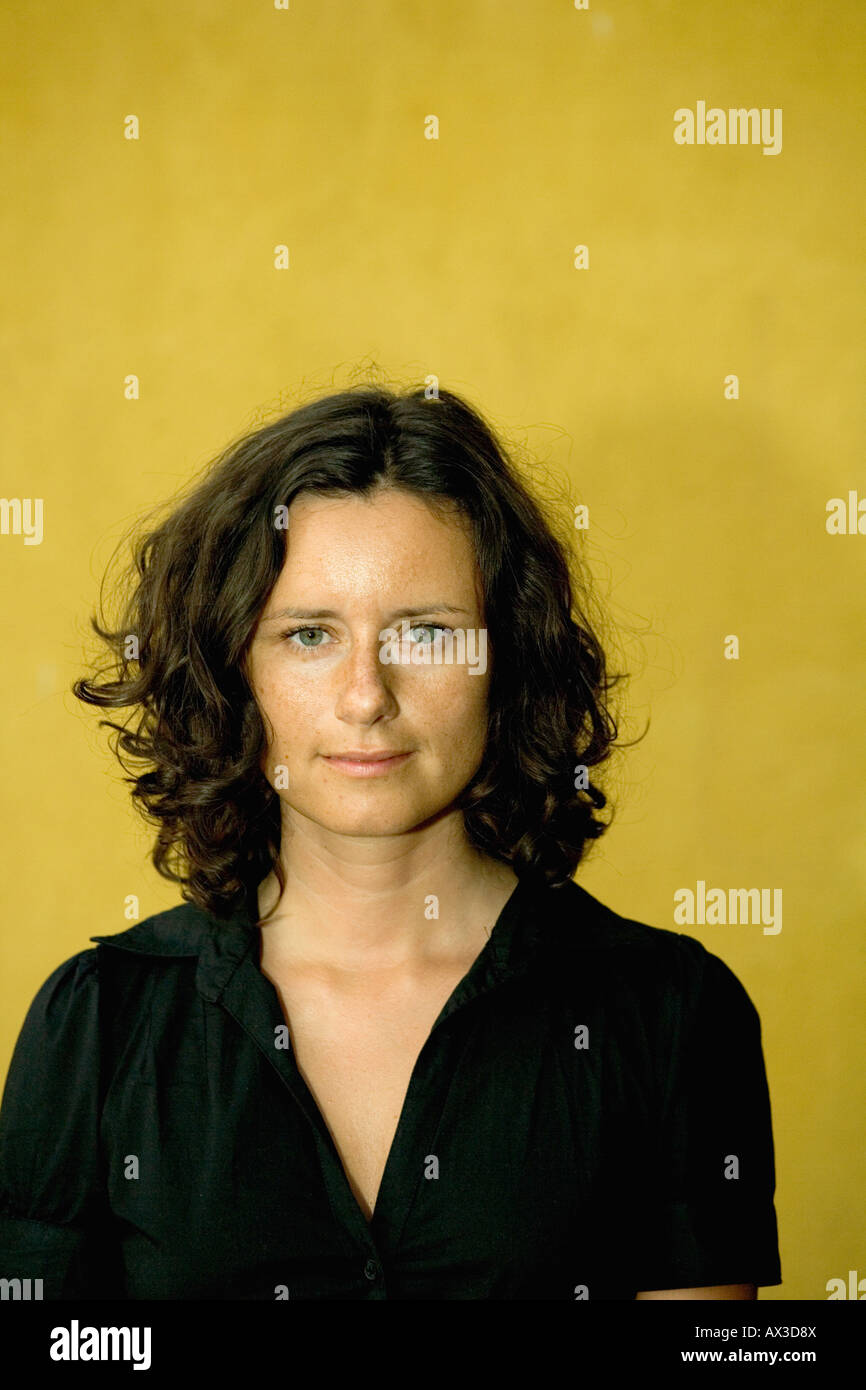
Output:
(256, 809), (519, 974)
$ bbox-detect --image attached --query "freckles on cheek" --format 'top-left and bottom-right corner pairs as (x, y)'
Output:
(428, 672), (489, 734)
(268, 685), (317, 738)
(254, 667), (306, 736)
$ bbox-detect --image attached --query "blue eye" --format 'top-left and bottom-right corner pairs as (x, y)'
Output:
(409, 624), (451, 643)
(283, 627), (331, 651)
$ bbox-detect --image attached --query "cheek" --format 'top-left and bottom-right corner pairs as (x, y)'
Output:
(424, 672), (490, 745)
(257, 674), (313, 730)
(250, 678), (307, 773)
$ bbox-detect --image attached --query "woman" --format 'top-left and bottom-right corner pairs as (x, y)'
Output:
(0, 383), (781, 1300)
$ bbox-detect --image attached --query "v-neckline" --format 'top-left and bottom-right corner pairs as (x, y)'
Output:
(221, 874), (534, 1242)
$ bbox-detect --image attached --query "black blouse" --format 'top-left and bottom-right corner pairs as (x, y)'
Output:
(0, 874), (782, 1300)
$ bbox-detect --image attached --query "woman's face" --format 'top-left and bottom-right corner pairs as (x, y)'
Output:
(244, 488), (491, 841)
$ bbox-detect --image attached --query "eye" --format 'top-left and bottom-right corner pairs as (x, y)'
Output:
(282, 626), (333, 653)
(408, 623), (452, 643)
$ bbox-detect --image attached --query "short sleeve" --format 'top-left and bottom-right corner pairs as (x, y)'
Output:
(633, 942), (782, 1292)
(0, 950), (115, 1298)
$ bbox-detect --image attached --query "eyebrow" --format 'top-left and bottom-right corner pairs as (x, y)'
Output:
(260, 604), (473, 626)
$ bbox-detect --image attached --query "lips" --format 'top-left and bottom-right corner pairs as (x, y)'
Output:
(321, 750), (413, 777)
(324, 750), (410, 761)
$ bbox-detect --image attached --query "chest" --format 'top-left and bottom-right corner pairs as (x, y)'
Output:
(264, 963), (473, 1223)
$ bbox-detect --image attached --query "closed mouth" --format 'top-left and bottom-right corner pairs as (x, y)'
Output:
(324, 751), (410, 761)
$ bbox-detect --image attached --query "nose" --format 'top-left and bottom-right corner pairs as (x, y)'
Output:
(333, 632), (399, 726)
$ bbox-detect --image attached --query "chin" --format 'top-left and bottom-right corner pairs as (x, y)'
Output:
(296, 796), (452, 839)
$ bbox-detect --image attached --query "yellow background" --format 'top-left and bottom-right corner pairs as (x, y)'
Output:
(1, 0), (863, 1301)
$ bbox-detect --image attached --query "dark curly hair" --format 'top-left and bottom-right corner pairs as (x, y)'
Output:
(73, 381), (630, 922)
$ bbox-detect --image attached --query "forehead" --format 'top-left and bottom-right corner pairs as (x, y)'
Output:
(272, 489), (479, 596)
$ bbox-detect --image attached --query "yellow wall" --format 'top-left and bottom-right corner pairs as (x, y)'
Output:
(1, 0), (862, 1302)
